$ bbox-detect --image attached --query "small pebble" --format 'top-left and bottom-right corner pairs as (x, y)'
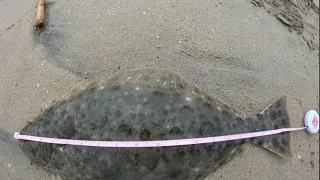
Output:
(297, 155), (302, 159)
(310, 160), (315, 168)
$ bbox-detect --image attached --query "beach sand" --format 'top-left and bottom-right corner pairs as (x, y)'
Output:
(0, 0), (319, 179)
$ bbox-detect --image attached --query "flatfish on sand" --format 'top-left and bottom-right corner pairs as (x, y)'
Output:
(19, 68), (292, 180)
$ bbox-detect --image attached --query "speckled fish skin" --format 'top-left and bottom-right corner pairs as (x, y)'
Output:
(19, 69), (292, 180)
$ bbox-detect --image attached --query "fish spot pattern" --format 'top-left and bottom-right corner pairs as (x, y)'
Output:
(18, 69), (291, 180)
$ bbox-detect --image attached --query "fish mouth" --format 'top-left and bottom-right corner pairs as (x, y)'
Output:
(19, 121), (54, 167)
(20, 139), (54, 167)
(18, 121), (35, 149)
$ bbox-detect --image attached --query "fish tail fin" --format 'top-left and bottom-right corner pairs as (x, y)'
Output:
(250, 96), (292, 158)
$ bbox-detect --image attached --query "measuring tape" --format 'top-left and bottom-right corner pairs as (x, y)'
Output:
(13, 110), (319, 148)
(14, 127), (306, 148)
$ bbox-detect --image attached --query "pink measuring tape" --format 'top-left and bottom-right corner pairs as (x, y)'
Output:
(13, 110), (319, 148)
(14, 127), (305, 148)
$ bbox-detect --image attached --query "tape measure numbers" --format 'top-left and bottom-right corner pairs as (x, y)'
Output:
(14, 110), (319, 148)
(14, 127), (305, 148)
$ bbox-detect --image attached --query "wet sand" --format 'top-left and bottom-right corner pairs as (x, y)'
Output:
(0, 0), (319, 179)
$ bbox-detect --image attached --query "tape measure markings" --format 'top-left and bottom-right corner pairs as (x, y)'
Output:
(14, 127), (305, 148)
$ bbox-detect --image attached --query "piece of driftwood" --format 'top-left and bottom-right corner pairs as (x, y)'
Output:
(35, 0), (45, 32)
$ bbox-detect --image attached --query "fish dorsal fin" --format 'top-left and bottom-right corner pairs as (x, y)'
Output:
(97, 68), (247, 118)
(103, 68), (197, 91)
